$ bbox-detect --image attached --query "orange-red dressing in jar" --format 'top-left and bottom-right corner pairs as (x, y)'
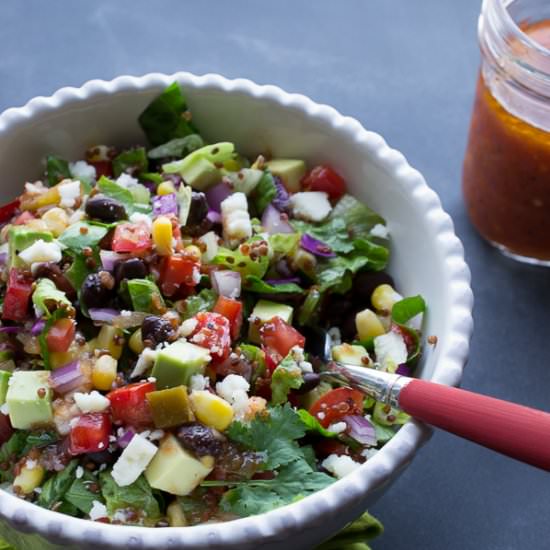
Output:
(463, 20), (550, 261)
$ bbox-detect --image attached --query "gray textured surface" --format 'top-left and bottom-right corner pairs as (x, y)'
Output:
(1, 1), (550, 548)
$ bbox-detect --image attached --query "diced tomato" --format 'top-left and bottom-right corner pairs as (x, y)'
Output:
(260, 317), (305, 366)
(0, 414), (13, 446)
(89, 160), (113, 179)
(2, 269), (33, 322)
(46, 318), (76, 353)
(12, 211), (34, 225)
(107, 381), (156, 427)
(391, 324), (416, 356)
(159, 254), (201, 296)
(112, 222), (152, 254)
(213, 296), (243, 340)
(0, 199), (20, 225)
(190, 312), (231, 362)
(69, 413), (111, 455)
(309, 387), (365, 428)
(302, 165), (346, 200)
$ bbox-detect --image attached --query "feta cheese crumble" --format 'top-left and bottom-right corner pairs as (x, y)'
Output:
(321, 454), (362, 479)
(74, 391), (111, 413)
(190, 373), (208, 391)
(18, 240), (62, 265)
(111, 433), (158, 487)
(289, 191), (332, 222)
(89, 500), (108, 521)
(370, 223), (389, 239)
(131, 348), (158, 378)
(373, 331), (408, 373)
(129, 212), (153, 229)
(327, 422), (347, 434)
(216, 374), (250, 418)
(116, 173), (140, 188)
(58, 179), (81, 208)
(69, 161), (96, 183)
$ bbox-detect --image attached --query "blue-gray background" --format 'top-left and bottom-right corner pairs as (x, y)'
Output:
(1, 1), (550, 548)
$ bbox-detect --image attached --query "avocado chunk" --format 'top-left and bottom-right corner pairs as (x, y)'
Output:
(6, 371), (53, 429)
(227, 168), (263, 195)
(151, 341), (211, 389)
(331, 343), (371, 367)
(8, 226), (53, 268)
(146, 385), (194, 428)
(248, 299), (294, 344)
(264, 159), (307, 193)
(145, 434), (214, 495)
(0, 371), (12, 406)
(180, 157), (220, 191)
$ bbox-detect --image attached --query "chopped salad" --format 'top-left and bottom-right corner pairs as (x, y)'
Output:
(0, 83), (426, 526)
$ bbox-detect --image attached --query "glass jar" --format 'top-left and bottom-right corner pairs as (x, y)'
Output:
(463, 0), (550, 265)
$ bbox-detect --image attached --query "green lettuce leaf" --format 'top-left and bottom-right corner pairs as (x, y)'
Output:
(212, 242), (269, 279)
(138, 82), (198, 146)
(268, 232), (300, 257)
(37, 460), (79, 510)
(182, 288), (217, 319)
(112, 147), (148, 178)
(58, 221), (109, 251)
(297, 409), (338, 438)
(392, 295), (426, 325)
(291, 218), (353, 254)
(45, 155), (71, 187)
(97, 176), (135, 215)
(218, 458), (333, 517)
(21, 431), (59, 455)
(147, 134), (205, 160)
(244, 275), (304, 295)
(250, 171), (277, 215)
(32, 279), (74, 318)
(127, 279), (164, 313)
(64, 251), (97, 292)
(297, 287), (322, 326)
(270, 354), (304, 405)
(100, 471), (161, 524)
(317, 511), (383, 550)
(226, 403), (307, 469)
(240, 344), (266, 385)
(329, 194), (386, 239)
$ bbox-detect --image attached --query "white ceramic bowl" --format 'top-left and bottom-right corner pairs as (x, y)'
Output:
(0, 72), (473, 550)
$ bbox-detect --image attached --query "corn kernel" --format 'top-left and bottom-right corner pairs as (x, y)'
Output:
(189, 390), (234, 431)
(184, 245), (202, 261)
(96, 325), (124, 359)
(42, 207), (69, 236)
(355, 309), (386, 341)
(21, 187), (60, 211)
(371, 284), (403, 313)
(167, 500), (187, 527)
(13, 464), (45, 494)
(157, 181), (176, 196)
(152, 216), (173, 256)
(50, 350), (79, 369)
(129, 329), (144, 354)
(92, 354), (118, 391)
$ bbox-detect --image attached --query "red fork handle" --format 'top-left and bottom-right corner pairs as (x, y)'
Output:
(399, 379), (550, 471)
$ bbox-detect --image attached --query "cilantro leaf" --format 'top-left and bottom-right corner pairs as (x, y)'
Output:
(270, 355), (304, 405)
(127, 279), (165, 313)
(100, 471), (161, 524)
(65, 251), (97, 292)
(112, 147), (148, 178)
(244, 275), (304, 295)
(21, 431), (59, 455)
(97, 176), (135, 215)
(147, 134), (205, 160)
(226, 404), (306, 469)
(65, 471), (102, 515)
(37, 460), (79, 510)
(219, 459), (333, 517)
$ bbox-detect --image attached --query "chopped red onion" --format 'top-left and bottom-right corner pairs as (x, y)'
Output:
(89, 308), (120, 324)
(343, 415), (377, 446)
(31, 319), (46, 336)
(264, 277), (301, 286)
(205, 181), (232, 212)
(396, 364), (412, 376)
(212, 270), (241, 298)
(300, 234), (335, 258)
(207, 209), (222, 224)
(261, 204), (294, 234)
(50, 360), (86, 395)
(117, 428), (136, 449)
(0, 326), (22, 334)
(153, 193), (179, 217)
(272, 176), (291, 212)
(100, 250), (129, 271)
(0, 252), (7, 266)
(140, 179), (158, 193)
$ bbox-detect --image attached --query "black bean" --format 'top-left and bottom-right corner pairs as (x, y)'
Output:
(80, 271), (116, 310)
(85, 194), (127, 222)
(295, 372), (321, 394)
(114, 258), (148, 283)
(352, 271), (395, 305)
(86, 450), (117, 466)
(176, 423), (225, 457)
(141, 315), (176, 347)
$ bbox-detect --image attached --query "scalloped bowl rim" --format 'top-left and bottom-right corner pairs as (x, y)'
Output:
(0, 72), (473, 548)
